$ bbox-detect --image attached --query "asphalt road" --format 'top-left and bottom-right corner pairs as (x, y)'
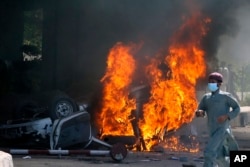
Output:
(10, 125), (250, 167)
(12, 151), (204, 167)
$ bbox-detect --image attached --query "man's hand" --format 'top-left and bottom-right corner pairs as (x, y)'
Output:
(217, 115), (229, 123)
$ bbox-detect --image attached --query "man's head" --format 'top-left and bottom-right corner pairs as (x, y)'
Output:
(207, 72), (223, 92)
(208, 72), (223, 83)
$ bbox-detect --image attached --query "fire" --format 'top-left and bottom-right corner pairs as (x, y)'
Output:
(96, 42), (137, 136)
(140, 13), (210, 149)
(162, 136), (199, 153)
(96, 12), (211, 151)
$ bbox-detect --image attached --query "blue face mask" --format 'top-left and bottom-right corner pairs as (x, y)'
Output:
(208, 83), (218, 92)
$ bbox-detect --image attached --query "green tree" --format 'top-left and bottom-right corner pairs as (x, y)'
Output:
(23, 9), (43, 53)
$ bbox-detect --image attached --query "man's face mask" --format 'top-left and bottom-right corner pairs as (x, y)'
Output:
(208, 83), (218, 92)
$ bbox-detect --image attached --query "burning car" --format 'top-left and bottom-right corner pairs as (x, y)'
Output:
(91, 12), (210, 152)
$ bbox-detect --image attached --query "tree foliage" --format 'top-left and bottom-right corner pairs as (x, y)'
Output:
(23, 9), (43, 53)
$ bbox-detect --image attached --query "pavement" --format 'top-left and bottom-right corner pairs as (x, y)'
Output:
(7, 107), (250, 167)
(10, 127), (250, 167)
(12, 151), (205, 167)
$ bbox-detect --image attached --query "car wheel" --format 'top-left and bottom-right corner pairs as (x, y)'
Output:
(48, 95), (77, 120)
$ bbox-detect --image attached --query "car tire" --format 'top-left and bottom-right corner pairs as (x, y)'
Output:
(48, 94), (78, 120)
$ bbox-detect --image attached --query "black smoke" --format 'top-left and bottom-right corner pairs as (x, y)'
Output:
(34, 0), (250, 97)
(80, 0), (249, 75)
(200, 0), (247, 70)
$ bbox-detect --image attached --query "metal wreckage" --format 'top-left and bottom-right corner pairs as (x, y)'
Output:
(0, 92), (127, 162)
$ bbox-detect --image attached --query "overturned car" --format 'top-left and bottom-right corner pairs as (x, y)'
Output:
(0, 109), (127, 161)
(0, 52), (128, 161)
(0, 90), (82, 148)
(0, 91), (128, 161)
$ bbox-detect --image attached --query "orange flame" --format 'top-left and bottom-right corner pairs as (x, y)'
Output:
(162, 136), (199, 153)
(140, 13), (210, 149)
(96, 42), (137, 136)
(96, 12), (211, 151)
